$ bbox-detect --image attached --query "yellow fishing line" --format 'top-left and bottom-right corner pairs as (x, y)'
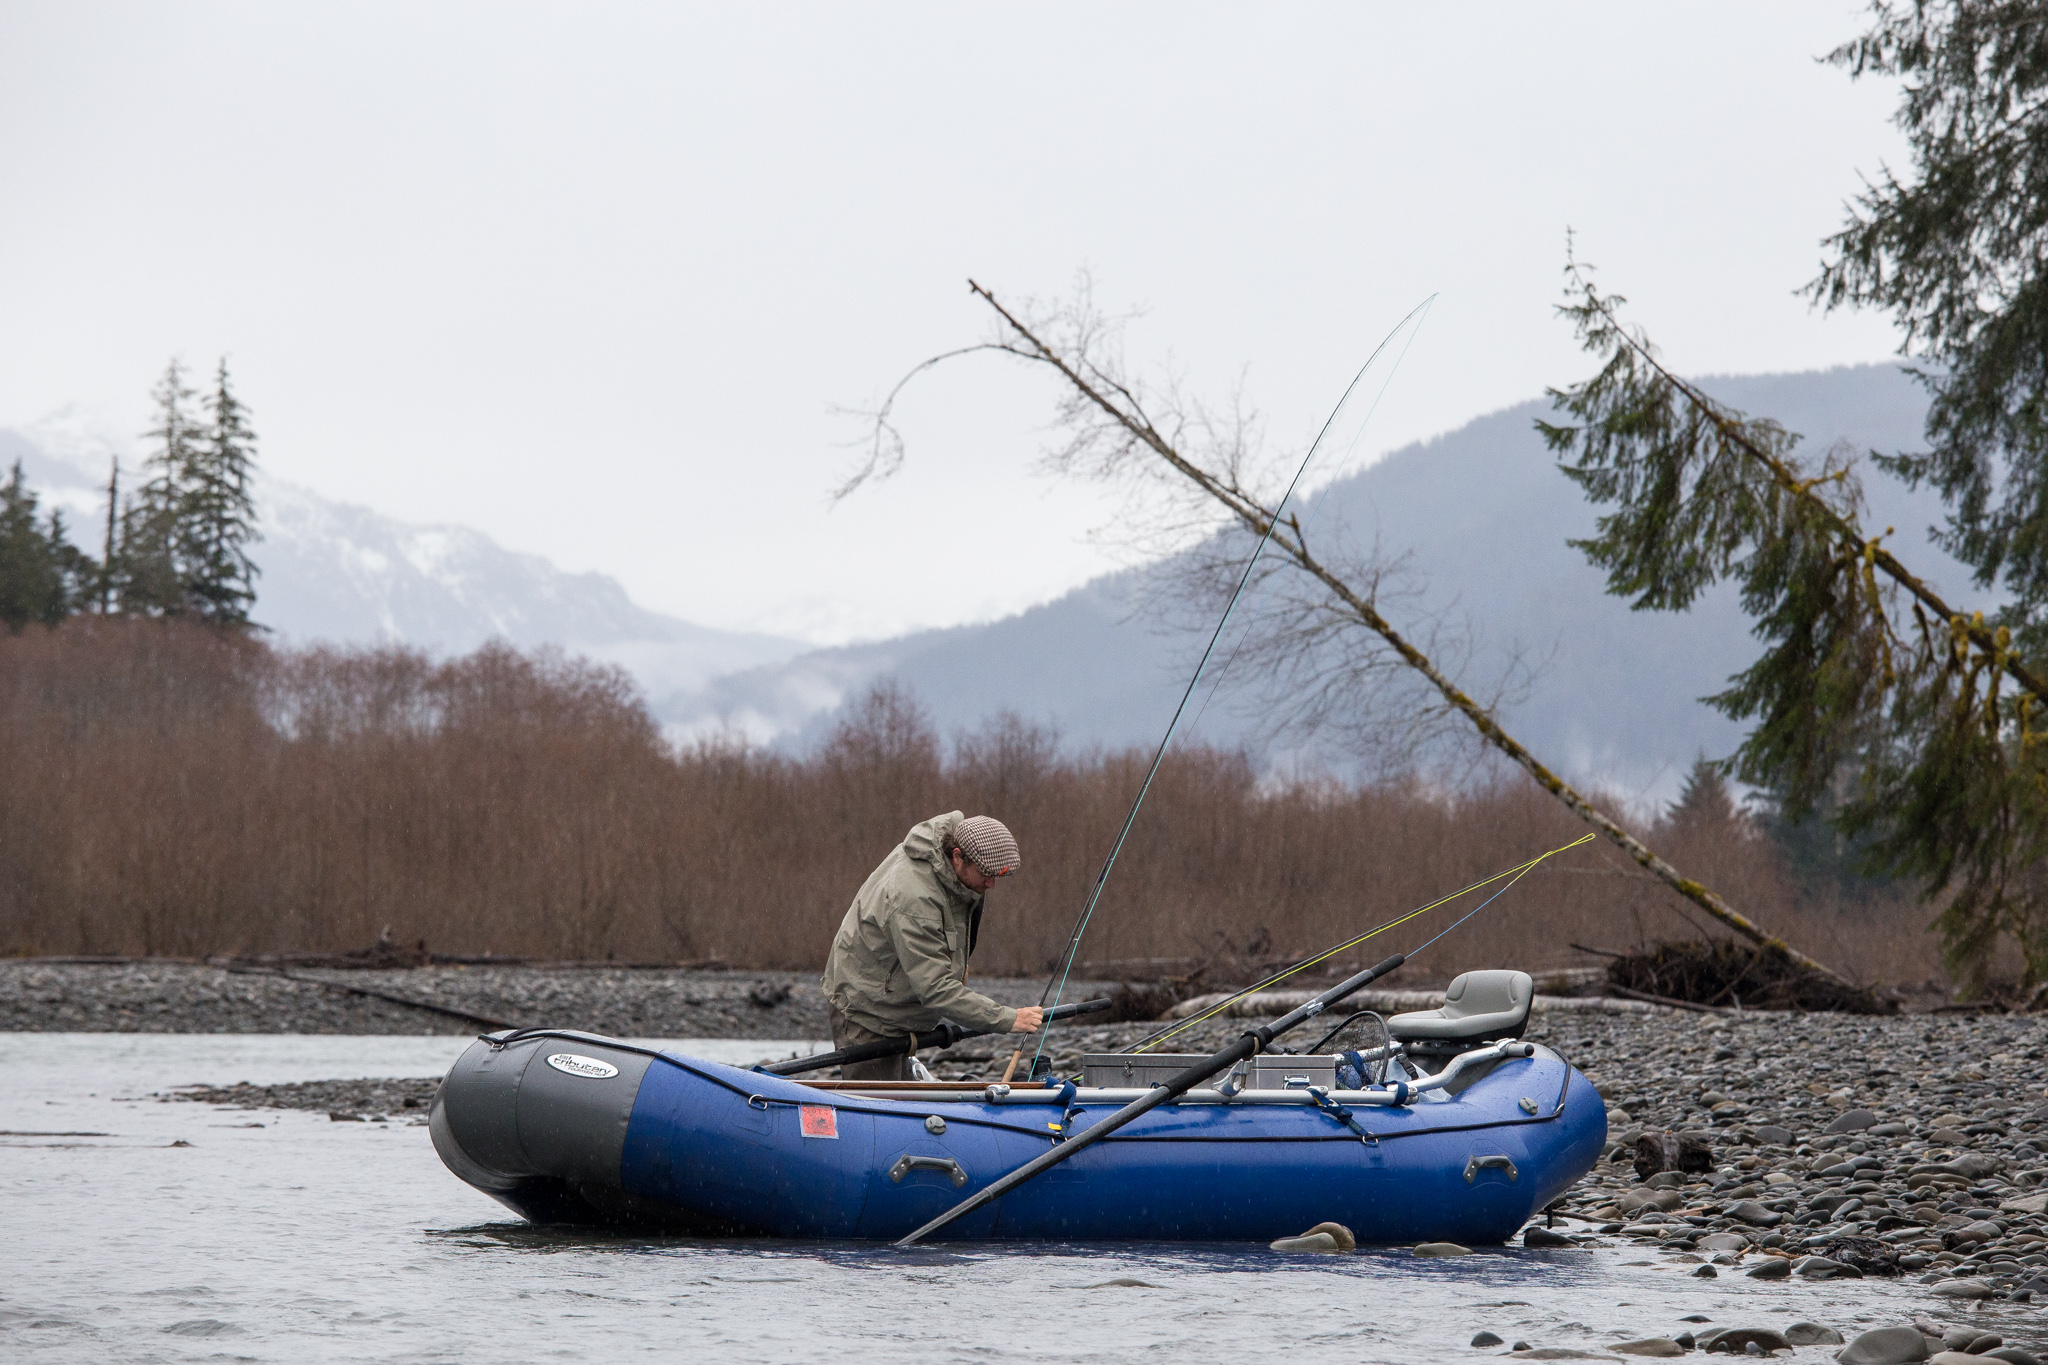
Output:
(1130, 833), (1595, 1053)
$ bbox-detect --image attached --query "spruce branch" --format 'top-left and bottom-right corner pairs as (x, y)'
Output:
(1555, 261), (2048, 705)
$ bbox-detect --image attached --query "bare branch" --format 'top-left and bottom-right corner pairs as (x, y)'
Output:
(830, 343), (1005, 503)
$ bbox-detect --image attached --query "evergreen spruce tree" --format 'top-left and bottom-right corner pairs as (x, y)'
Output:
(181, 359), (261, 624)
(0, 461), (91, 631)
(117, 359), (201, 616)
(1667, 756), (1739, 835)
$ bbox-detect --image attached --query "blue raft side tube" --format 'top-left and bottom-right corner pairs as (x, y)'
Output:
(429, 1028), (1606, 1242)
(609, 1044), (1607, 1243)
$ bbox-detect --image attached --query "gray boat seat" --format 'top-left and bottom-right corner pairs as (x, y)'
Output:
(1385, 970), (1534, 1050)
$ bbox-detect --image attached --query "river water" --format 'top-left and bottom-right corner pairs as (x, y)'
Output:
(5, 1033), (2039, 1364)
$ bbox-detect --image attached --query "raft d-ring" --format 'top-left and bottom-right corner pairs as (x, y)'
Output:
(747, 1094), (770, 1110)
(1464, 1153), (1518, 1184)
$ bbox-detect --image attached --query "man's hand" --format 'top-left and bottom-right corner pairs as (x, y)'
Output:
(1012, 1005), (1045, 1034)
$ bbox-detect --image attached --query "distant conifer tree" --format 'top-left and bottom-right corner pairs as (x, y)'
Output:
(116, 359), (202, 616)
(1666, 757), (1739, 835)
(180, 359), (261, 625)
(0, 460), (93, 631)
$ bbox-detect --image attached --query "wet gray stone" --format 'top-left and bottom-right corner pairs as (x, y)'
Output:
(1745, 1257), (1791, 1279)
(1411, 1241), (1470, 1257)
(1829, 1109), (1880, 1134)
(1699, 1327), (1789, 1354)
(1620, 1188), (1685, 1214)
(1473, 1331), (1505, 1348)
(1726, 1200), (1783, 1227)
(1796, 1256), (1861, 1279)
(1930, 1276), (1997, 1298)
(1835, 1326), (1931, 1364)
(1786, 1322), (1844, 1346)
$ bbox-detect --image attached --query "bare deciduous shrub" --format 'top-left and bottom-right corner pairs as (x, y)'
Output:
(0, 622), (1941, 988)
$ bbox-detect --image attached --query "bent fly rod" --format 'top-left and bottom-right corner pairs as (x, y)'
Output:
(896, 833), (1589, 1246)
(1012, 296), (1436, 1083)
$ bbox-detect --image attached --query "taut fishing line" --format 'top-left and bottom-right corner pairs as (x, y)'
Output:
(1029, 297), (1436, 1073)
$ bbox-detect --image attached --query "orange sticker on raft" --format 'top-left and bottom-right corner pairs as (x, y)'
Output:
(798, 1105), (839, 1139)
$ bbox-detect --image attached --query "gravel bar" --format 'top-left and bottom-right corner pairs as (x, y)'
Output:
(0, 960), (1113, 1039)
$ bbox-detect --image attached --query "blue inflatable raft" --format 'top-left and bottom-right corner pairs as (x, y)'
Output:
(430, 970), (1607, 1243)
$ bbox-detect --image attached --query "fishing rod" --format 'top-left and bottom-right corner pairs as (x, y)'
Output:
(760, 998), (1112, 1077)
(1013, 297), (1436, 1083)
(1128, 834), (1594, 1056)
(896, 836), (1584, 1246)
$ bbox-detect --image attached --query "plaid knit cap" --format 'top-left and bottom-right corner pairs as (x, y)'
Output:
(955, 815), (1020, 877)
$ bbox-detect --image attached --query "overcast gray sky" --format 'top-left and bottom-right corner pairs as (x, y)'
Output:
(1, 3), (1909, 643)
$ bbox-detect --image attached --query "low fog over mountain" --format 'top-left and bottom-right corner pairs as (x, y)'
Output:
(1, 364), (1966, 800)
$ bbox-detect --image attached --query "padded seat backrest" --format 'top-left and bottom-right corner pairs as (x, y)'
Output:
(1385, 969), (1534, 1044)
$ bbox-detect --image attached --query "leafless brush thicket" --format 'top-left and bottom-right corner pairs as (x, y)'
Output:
(0, 620), (1940, 987)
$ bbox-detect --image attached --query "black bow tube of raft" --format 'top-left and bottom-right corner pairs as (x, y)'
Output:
(895, 954), (1407, 1247)
(761, 998), (1114, 1078)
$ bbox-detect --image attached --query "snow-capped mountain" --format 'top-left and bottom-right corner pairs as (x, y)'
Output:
(0, 410), (808, 711)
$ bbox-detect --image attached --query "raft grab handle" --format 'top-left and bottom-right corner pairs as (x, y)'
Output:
(890, 1154), (968, 1187)
(1464, 1153), (1518, 1183)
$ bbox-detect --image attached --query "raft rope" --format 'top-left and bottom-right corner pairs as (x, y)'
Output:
(1029, 297), (1436, 1074)
(1119, 833), (1594, 1057)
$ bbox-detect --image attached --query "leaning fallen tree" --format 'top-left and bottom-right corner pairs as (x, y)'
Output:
(851, 278), (1866, 997)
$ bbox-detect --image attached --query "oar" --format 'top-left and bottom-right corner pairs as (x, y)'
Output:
(893, 954), (1406, 1246)
(761, 998), (1113, 1077)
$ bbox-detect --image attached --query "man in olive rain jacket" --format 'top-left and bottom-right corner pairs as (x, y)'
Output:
(821, 811), (1043, 1081)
